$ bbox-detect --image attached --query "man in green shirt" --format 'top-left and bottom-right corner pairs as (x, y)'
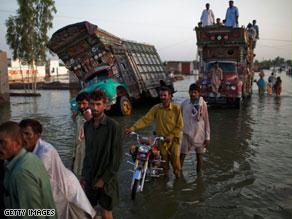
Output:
(80, 91), (122, 219)
(0, 121), (57, 219)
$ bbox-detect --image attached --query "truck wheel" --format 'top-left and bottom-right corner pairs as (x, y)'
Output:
(118, 96), (132, 116)
(131, 179), (139, 200)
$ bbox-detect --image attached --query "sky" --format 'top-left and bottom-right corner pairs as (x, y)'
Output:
(0, 0), (291, 62)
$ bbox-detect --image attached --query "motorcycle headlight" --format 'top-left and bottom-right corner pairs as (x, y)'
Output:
(138, 145), (150, 153)
(230, 85), (236, 90)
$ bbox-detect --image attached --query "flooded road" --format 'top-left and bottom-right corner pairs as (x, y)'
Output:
(0, 71), (291, 219)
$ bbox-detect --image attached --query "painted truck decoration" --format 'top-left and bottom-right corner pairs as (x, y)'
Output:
(195, 26), (255, 108)
(48, 21), (173, 115)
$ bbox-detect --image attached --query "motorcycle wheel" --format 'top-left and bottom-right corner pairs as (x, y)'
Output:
(131, 179), (139, 200)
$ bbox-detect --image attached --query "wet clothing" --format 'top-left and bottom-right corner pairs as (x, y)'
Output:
(73, 114), (86, 178)
(200, 9), (215, 26)
(225, 6), (239, 27)
(257, 78), (266, 95)
(3, 149), (57, 218)
(211, 67), (223, 93)
(181, 134), (206, 154)
(33, 139), (95, 219)
(82, 115), (122, 210)
(267, 82), (273, 95)
(130, 103), (183, 176)
(85, 187), (113, 211)
(181, 97), (210, 154)
(268, 75), (276, 86)
(274, 80), (282, 96)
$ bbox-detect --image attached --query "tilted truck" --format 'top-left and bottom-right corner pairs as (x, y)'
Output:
(48, 21), (173, 115)
(195, 25), (255, 108)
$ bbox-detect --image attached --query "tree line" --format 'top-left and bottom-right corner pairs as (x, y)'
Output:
(254, 57), (291, 70)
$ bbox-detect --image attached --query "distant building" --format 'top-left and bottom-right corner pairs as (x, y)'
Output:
(8, 59), (69, 82)
(0, 51), (9, 104)
(165, 61), (198, 75)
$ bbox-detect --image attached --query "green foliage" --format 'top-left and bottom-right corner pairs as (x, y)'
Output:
(254, 57), (290, 69)
(5, 0), (57, 65)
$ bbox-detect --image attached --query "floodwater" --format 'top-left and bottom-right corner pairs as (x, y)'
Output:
(0, 71), (291, 219)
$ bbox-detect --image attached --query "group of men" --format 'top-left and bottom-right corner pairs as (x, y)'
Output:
(199, 1), (260, 39)
(72, 84), (210, 215)
(0, 90), (122, 219)
(1, 85), (210, 219)
(125, 85), (210, 177)
(200, 1), (239, 27)
(0, 119), (97, 218)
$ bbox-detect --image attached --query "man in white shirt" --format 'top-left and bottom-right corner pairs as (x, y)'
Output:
(180, 84), (210, 173)
(200, 3), (215, 27)
(225, 0), (239, 27)
(19, 119), (96, 219)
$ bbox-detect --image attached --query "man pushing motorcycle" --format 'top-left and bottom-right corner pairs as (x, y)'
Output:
(125, 86), (183, 179)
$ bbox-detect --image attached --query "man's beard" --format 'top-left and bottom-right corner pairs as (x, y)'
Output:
(161, 99), (170, 105)
(92, 110), (103, 118)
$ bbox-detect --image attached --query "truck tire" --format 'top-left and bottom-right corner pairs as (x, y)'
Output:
(117, 96), (132, 116)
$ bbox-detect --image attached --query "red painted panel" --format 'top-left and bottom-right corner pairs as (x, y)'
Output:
(181, 62), (190, 74)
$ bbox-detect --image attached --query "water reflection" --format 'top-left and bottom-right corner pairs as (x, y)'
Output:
(273, 96), (282, 111)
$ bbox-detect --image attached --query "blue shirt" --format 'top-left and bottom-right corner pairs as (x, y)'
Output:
(257, 78), (266, 89)
(225, 6), (239, 27)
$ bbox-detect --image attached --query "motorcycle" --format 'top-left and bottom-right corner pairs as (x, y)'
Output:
(126, 132), (164, 200)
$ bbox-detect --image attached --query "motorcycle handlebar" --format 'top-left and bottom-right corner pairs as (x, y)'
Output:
(128, 132), (164, 147)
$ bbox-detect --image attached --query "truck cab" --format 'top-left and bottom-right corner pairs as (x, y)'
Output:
(195, 25), (255, 108)
(199, 61), (243, 106)
(70, 65), (132, 116)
